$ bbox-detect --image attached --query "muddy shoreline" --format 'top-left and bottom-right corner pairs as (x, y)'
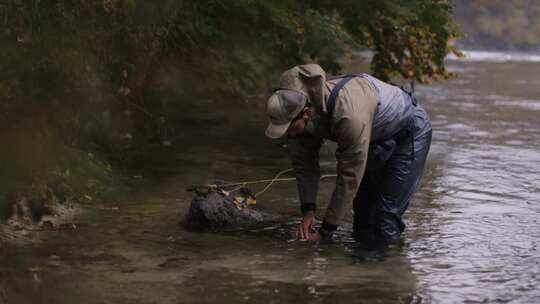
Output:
(0, 182), (85, 246)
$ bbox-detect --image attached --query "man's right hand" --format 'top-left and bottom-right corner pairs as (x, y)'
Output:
(296, 211), (316, 240)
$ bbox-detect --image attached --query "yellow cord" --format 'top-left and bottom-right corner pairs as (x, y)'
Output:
(254, 168), (294, 197)
(253, 169), (337, 198)
(193, 169), (337, 197)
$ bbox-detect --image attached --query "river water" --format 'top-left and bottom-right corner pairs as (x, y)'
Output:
(1, 52), (539, 303)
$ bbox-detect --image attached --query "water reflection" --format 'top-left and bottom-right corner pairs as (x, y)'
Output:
(407, 60), (540, 303)
(178, 223), (420, 303)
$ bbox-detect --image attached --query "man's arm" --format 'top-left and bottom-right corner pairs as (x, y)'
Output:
(289, 134), (323, 214)
(322, 92), (376, 235)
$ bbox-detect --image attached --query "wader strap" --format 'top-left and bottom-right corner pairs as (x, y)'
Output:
(401, 79), (418, 106)
(326, 73), (367, 117)
(327, 74), (417, 160)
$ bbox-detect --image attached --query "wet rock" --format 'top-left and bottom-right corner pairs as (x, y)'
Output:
(186, 188), (283, 229)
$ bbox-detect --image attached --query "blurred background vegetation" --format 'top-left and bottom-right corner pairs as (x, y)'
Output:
(454, 0), (540, 51)
(0, 0), (462, 207)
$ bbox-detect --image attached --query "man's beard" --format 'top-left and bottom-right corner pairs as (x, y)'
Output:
(304, 112), (321, 135)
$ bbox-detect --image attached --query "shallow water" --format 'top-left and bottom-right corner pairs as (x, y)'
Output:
(1, 54), (540, 303)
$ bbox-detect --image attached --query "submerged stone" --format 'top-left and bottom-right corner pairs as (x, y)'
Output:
(186, 187), (283, 229)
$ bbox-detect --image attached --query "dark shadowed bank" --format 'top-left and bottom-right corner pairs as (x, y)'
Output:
(0, 0), (458, 236)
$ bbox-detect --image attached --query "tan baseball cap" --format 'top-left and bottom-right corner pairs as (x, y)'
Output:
(265, 89), (307, 139)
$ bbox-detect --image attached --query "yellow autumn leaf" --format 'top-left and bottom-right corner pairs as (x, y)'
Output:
(246, 197), (256, 205)
(234, 196), (246, 203)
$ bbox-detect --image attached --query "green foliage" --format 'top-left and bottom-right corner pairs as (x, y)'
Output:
(0, 0), (459, 170)
(49, 151), (114, 204)
(330, 0), (461, 82)
(0, 123), (114, 206)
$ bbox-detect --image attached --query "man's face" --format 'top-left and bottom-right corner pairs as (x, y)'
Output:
(286, 108), (310, 138)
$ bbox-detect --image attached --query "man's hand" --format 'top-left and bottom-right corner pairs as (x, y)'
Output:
(296, 211), (318, 241)
(306, 231), (321, 241)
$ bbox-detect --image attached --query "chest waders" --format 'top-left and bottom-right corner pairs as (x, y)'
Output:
(325, 74), (431, 245)
(325, 74), (418, 167)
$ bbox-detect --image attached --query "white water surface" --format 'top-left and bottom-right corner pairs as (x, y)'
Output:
(447, 50), (540, 62)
